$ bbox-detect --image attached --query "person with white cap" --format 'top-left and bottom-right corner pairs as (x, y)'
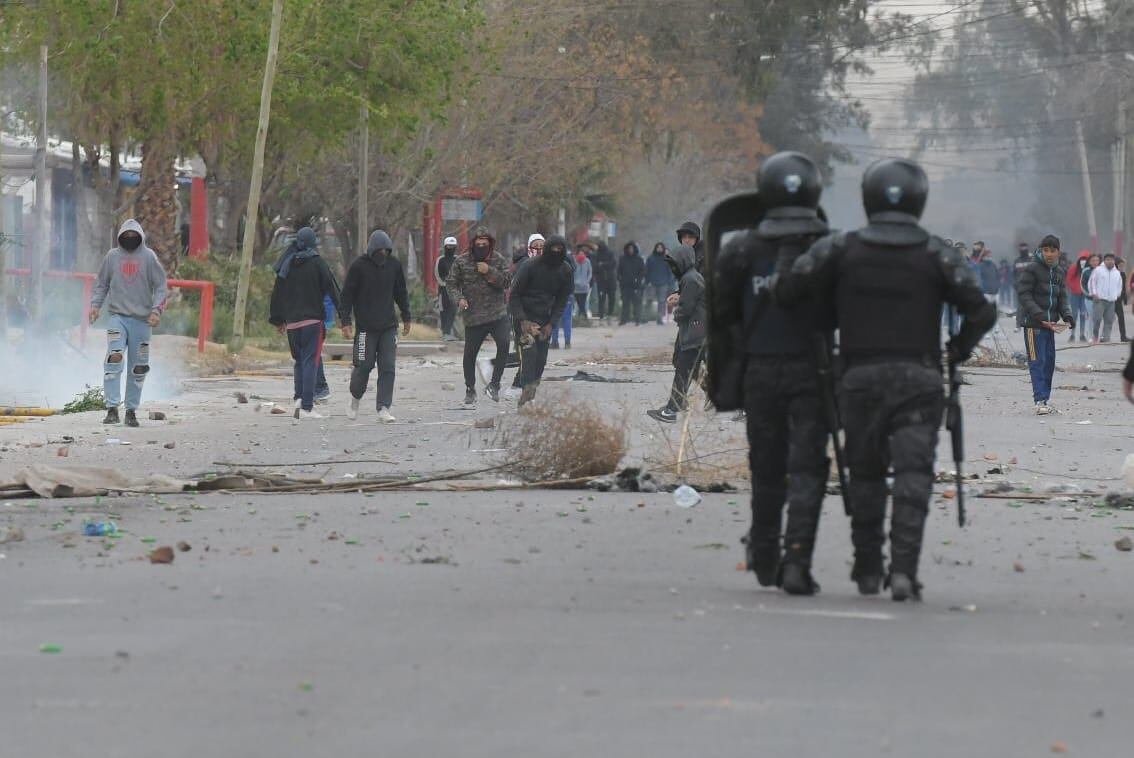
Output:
(436, 236), (460, 340)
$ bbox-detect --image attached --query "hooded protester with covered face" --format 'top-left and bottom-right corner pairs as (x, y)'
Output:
(89, 218), (169, 427)
(446, 226), (513, 403)
(509, 234), (574, 406)
(436, 236), (460, 340)
(617, 241), (645, 325)
(647, 244), (705, 423)
(592, 241), (618, 320)
(340, 229), (411, 423)
(268, 227), (341, 420)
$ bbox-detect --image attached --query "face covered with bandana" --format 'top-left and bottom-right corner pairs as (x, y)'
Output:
(119, 232), (143, 252)
(543, 240), (567, 266)
(472, 237), (492, 261)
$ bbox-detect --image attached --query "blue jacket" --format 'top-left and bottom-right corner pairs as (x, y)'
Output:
(645, 250), (675, 288)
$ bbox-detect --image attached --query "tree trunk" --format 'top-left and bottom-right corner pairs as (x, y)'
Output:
(134, 138), (180, 276)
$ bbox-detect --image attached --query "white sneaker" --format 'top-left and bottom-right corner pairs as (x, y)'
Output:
(298, 409), (325, 420)
(377, 407), (396, 423)
(1035, 402), (1052, 416)
(347, 397), (360, 420)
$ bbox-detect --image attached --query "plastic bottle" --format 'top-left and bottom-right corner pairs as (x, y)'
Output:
(673, 484), (702, 509)
(83, 521), (118, 537)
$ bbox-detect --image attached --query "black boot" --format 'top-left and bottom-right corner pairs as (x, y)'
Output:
(102, 407), (120, 425)
(124, 409), (139, 428)
(852, 555), (884, 596)
(888, 572), (922, 602)
(780, 563), (820, 596)
(849, 478), (888, 594)
(745, 538), (779, 587)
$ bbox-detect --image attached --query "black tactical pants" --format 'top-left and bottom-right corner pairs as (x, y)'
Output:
(666, 343), (702, 411)
(518, 330), (551, 387)
(439, 287), (457, 336)
(841, 361), (943, 581)
(596, 282), (616, 319)
(350, 327), (398, 409)
(743, 358), (830, 570)
(620, 285), (642, 324)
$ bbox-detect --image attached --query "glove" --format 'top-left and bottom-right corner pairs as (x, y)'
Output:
(945, 340), (970, 365)
(1065, 317), (1075, 330)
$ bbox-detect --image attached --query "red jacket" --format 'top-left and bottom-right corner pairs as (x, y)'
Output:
(1066, 254), (1090, 296)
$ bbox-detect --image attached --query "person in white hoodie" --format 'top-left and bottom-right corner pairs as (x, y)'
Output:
(1087, 253), (1123, 343)
(88, 219), (169, 427)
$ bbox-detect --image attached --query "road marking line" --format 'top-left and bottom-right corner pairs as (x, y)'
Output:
(751, 605), (895, 621)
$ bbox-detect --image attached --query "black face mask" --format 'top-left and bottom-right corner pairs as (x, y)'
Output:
(473, 243), (490, 261)
(545, 246), (566, 264)
(120, 234), (142, 251)
(443, 246), (456, 256)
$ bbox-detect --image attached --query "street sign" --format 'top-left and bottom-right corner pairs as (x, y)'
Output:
(441, 197), (482, 221)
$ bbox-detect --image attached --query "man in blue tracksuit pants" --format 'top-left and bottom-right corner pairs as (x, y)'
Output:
(1015, 234), (1074, 415)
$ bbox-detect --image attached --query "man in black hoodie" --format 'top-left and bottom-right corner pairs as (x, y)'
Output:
(339, 229), (411, 423)
(677, 221), (706, 273)
(509, 235), (573, 407)
(617, 242), (645, 325)
(269, 227), (341, 420)
(592, 242), (618, 320)
(647, 245), (705, 423)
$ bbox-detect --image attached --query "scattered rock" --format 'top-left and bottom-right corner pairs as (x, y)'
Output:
(441, 383), (456, 391)
(0, 526), (25, 544)
(1008, 457), (1018, 465)
(235, 392), (249, 404)
(327, 531), (340, 541)
(148, 411), (166, 421)
(1013, 561), (1025, 572)
(983, 453), (999, 462)
(1116, 536), (1133, 552)
(474, 417), (495, 429)
(148, 546), (175, 564)
(1051, 741), (1068, 754)
(176, 541), (191, 552)
(57, 446), (70, 458)
(163, 441), (176, 450)
(272, 545), (279, 553)
(270, 406), (287, 415)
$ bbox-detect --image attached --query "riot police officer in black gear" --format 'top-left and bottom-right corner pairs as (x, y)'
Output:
(714, 151), (831, 595)
(775, 158), (995, 601)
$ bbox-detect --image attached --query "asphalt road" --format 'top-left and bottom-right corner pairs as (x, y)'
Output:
(2, 316), (1132, 757)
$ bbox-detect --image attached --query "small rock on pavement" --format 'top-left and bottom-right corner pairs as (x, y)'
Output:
(441, 383), (456, 391)
(148, 411), (166, 421)
(270, 406), (287, 415)
(1051, 741), (1068, 754)
(163, 441), (176, 450)
(1116, 536), (1133, 552)
(1013, 561), (1025, 572)
(148, 546), (175, 564)
(235, 392), (249, 404)
(176, 541), (191, 552)
(1, 526), (26, 544)
(474, 416), (495, 429)
(56, 446), (69, 457)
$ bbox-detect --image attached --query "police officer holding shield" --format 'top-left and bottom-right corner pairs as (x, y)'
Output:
(776, 158), (995, 601)
(713, 151), (832, 595)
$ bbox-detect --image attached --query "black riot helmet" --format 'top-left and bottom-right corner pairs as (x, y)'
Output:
(861, 158), (929, 219)
(756, 151), (822, 211)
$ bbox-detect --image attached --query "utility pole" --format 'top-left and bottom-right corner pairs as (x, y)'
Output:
(357, 98), (369, 258)
(31, 43), (48, 326)
(1115, 102), (1126, 260)
(1075, 120), (1098, 253)
(0, 118), (7, 343)
(231, 0), (284, 351)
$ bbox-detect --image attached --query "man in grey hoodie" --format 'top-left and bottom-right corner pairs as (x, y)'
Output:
(647, 245), (705, 423)
(88, 219), (169, 427)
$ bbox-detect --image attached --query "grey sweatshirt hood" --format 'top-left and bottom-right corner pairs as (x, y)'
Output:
(116, 218), (148, 253)
(367, 230), (394, 256)
(667, 244), (697, 276)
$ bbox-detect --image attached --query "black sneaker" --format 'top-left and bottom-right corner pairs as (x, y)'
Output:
(889, 572), (922, 602)
(485, 383), (500, 402)
(646, 407), (677, 423)
(124, 410), (139, 428)
(463, 388), (477, 405)
(745, 540), (779, 587)
(781, 563), (820, 596)
(102, 407), (120, 425)
(851, 555), (884, 596)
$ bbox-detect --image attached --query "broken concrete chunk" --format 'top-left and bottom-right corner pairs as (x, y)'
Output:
(148, 546), (175, 564)
(1116, 536), (1133, 552)
(474, 417), (495, 429)
(148, 411), (166, 421)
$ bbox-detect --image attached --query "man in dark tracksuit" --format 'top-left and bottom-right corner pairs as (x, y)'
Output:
(716, 151), (832, 595)
(509, 234), (573, 407)
(1015, 234), (1074, 415)
(446, 226), (513, 404)
(1012, 242), (1032, 331)
(592, 243), (618, 320)
(339, 229), (411, 423)
(647, 245), (705, 423)
(436, 236), (459, 340)
(777, 158), (996, 601)
(268, 227), (341, 420)
(617, 242), (646, 325)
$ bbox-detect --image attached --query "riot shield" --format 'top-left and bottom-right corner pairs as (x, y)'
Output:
(703, 191), (765, 411)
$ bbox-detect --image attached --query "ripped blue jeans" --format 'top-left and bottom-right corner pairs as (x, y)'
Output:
(104, 314), (152, 410)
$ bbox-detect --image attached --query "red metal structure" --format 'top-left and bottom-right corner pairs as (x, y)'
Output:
(3, 269), (215, 353)
(422, 187), (483, 295)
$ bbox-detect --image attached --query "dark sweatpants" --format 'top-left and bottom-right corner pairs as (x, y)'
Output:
(620, 285), (642, 324)
(350, 327), (397, 409)
(596, 282), (616, 319)
(841, 361), (943, 581)
(287, 323), (323, 411)
(463, 316), (510, 389)
(519, 335), (550, 387)
(439, 288), (457, 336)
(666, 343), (702, 411)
